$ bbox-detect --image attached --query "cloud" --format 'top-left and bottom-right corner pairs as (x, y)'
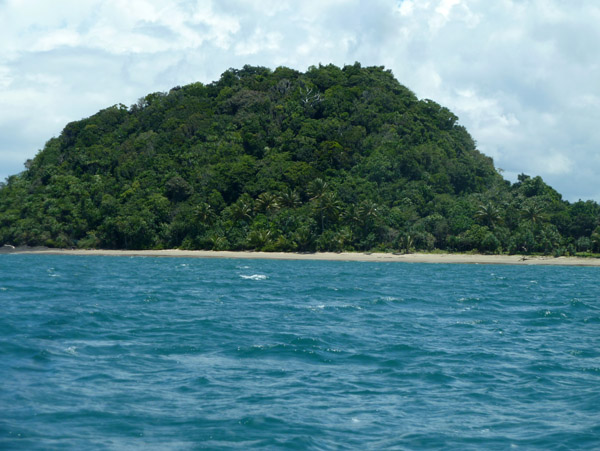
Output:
(0, 0), (599, 201)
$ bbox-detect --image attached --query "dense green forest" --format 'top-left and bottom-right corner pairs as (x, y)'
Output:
(1, 63), (599, 254)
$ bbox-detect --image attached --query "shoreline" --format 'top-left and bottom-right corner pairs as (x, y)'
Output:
(4, 247), (600, 266)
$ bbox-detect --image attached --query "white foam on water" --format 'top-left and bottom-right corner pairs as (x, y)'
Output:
(46, 268), (60, 278)
(240, 274), (268, 280)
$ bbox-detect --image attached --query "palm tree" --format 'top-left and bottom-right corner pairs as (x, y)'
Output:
(195, 202), (215, 226)
(279, 188), (302, 209)
(357, 200), (379, 236)
(228, 198), (253, 234)
(591, 227), (600, 253)
(293, 226), (315, 252)
(399, 233), (414, 254)
(308, 178), (328, 201)
(307, 178), (340, 233)
(313, 191), (341, 233)
(255, 192), (280, 227)
(521, 202), (547, 225)
(335, 227), (353, 250)
(247, 229), (271, 249)
(231, 199), (253, 223)
(208, 232), (228, 250)
(475, 202), (502, 228)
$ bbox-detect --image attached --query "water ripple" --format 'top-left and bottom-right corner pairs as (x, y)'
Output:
(1, 255), (599, 449)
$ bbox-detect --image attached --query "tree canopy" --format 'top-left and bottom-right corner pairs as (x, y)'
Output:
(1, 63), (598, 255)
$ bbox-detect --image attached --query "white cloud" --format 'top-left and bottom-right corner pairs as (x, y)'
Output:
(0, 0), (599, 201)
(234, 28), (282, 56)
(539, 152), (574, 175)
(0, 65), (12, 88)
(31, 29), (81, 52)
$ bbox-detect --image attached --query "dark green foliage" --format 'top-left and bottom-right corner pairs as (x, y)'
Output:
(1, 64), (598, 253)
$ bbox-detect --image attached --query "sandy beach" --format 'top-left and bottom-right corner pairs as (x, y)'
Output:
(5, 247), (600, 266)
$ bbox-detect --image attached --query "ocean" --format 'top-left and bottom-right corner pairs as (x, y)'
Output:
(1, 255), (599, 449)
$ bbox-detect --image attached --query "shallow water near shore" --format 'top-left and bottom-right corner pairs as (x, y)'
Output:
(1, 255), (599, 449)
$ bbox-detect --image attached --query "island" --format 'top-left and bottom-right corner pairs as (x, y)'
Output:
(1, 63), (599, 257)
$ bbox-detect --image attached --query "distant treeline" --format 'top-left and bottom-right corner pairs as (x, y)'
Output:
(1, 63), (599, 254)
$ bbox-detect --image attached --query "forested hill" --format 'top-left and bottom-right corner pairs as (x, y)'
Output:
(1, 63), (599, 254)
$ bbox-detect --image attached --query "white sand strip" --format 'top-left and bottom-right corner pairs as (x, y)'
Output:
(11, 248), (600, 266)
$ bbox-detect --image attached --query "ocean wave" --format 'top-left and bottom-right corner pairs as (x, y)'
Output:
(2, 254), (599, 449)
(240, 274), (268, 280)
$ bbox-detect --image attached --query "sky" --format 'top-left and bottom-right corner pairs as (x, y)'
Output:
(1, 0), (599, 202)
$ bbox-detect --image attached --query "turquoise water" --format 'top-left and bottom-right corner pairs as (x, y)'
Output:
(1, 255), (599, 449)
